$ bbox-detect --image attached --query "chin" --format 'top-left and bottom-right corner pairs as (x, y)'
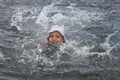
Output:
(48, 42), (58, 46)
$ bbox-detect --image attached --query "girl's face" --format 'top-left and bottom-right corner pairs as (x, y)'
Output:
(48, 31), (64, 45)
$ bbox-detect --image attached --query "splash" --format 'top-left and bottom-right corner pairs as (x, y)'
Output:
(35, 3), (105, 28)
(9, 2), (110, 68)
(10, 6), (40, 31)
(0, 51), (4, 60)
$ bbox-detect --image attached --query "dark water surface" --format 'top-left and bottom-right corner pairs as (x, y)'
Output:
(0, 0), (120, 80)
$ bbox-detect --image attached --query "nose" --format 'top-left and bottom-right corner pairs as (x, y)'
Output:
(52, 37), (57, 41)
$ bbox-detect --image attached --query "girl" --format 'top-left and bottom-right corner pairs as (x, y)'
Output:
(47, 25), (65, 46)
(24, 25), (65, 50)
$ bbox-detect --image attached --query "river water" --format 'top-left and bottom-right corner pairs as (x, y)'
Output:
(0, 0), (120, 80)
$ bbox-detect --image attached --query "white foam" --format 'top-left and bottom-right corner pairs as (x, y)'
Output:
(59, 40), (90, 56)
(10, 7), (39, 31)
(0, 51), (4, 60)
(35, 4), (52, 27)
(10, 3), (110, 66)
(35, 3), (105, 29)
(99, 31), (118, 55)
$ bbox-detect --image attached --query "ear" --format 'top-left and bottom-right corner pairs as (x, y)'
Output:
(62, 36), (65, 43)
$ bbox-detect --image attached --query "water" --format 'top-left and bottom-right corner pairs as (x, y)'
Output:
(0, 0), (120, 80)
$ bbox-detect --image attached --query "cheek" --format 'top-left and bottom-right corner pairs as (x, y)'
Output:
(48, 37), (51, 41)
(59, 38), (64, 42)
(48, 38), (52, 41)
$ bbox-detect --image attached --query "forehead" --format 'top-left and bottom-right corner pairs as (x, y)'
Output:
(49, 31), (62, 35)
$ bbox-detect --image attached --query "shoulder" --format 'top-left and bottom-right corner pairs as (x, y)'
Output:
(38, 39), (49, 48)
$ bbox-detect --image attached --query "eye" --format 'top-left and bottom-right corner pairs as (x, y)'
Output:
(49, 35), (53, 38)
(56, 36), (60, 38)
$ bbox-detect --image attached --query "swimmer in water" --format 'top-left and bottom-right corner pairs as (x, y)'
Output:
(47, 25), (65, 46)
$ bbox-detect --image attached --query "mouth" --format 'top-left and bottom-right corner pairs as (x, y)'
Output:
(52, 42), (57, 44)
(49, 41), (58, 45)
